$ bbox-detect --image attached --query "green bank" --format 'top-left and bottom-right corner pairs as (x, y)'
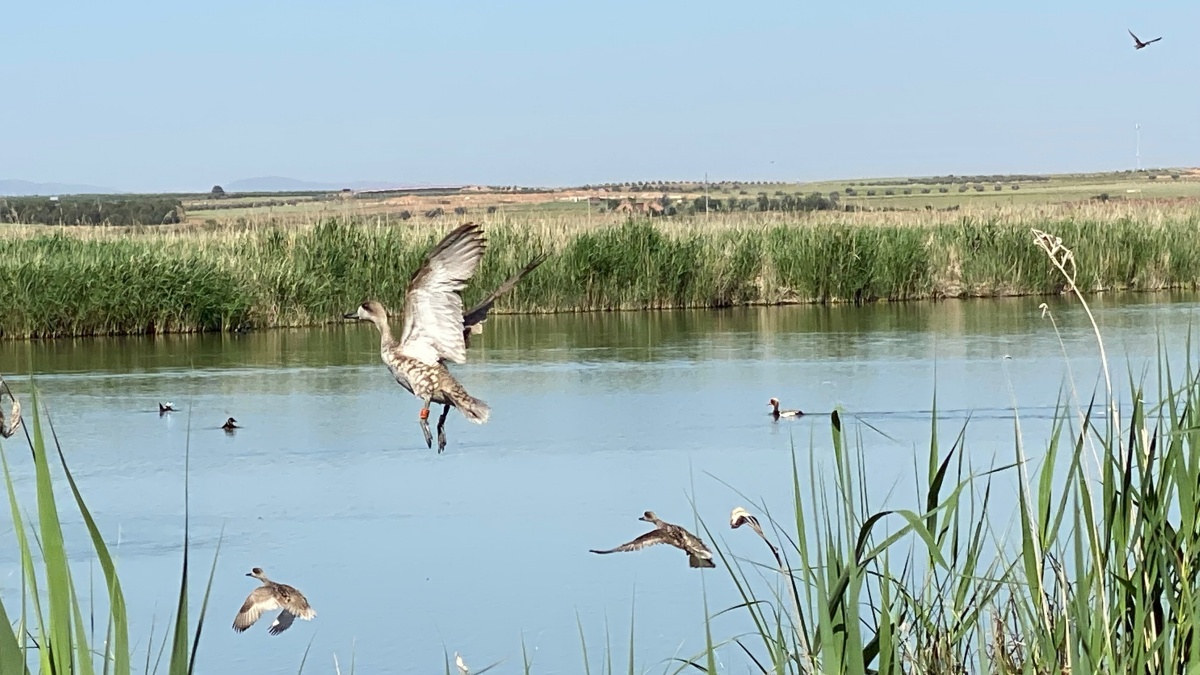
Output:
(1, 215), (1199, 338)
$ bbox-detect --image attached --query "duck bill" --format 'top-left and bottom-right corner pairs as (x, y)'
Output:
(343, 312), (361, 320)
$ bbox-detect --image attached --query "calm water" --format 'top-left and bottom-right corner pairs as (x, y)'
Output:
(1, 293), (1199, 674)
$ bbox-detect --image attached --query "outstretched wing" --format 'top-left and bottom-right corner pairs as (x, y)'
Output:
(233, 587), (280, 632)
(462, 253), (547, 347)
(590, 530), (669, 554)
(268, 610), (297, 635)
(398, 223), (487, 365)
(1129, 29), (1140, 42)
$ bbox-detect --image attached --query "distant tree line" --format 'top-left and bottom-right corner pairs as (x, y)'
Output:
(844, 174), (1051, 187)
(603, 191), (842, 215)
(0, 197), (185, 226)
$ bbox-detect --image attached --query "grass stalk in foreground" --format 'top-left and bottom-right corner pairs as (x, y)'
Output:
(657, 228), (1200, 673)
(0, 381), (217, 674)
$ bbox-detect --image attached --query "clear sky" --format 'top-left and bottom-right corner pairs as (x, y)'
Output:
(3, 1), (1196, 192)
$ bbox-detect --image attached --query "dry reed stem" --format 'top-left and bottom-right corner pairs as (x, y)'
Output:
(1029, 228), (1118, 664)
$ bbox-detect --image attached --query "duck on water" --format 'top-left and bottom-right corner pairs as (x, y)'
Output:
(345, 222), (545, 453)
(768, 397), (804, 419)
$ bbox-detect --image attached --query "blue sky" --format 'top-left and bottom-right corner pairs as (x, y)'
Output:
(3, 1), (1195, 191)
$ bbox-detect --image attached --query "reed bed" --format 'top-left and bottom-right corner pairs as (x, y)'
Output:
(2, 201), (1199, 339)
(2, 229), (1200, 672)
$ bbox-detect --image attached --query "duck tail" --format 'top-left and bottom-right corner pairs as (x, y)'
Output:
(689, 554), (717, 569)
(452, 391), (491, 424)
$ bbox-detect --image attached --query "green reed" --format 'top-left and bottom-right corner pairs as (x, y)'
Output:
(2, 211), (1200, 337)
(0, 387), (217, 674)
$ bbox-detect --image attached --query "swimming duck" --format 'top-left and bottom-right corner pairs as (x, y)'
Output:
(159, 402), (176, 414)
(768, 397), (804, 419)
(221, 417), (240, 432)
(232, 567), (316, 635)
(0, 379), (21, 440)
(590, 510), (716, 568)
(345, 222), (545, 453)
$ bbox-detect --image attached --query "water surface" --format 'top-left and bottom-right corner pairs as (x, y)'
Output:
(0, 292), (1197, 674)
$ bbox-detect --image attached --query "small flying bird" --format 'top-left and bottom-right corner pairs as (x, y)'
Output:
(768, 397), (804, 419)
(455, 652), (470, 675)
(232, 567), (316, 635)
(345, 222), (545, 453)
(1129, 29), (1162, 50)
(221, 417), (240, 432)
(590, 510), (716, 568)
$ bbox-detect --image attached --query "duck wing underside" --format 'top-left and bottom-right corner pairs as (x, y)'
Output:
(399, 223), (487, 366)
(590, 530), (670, 554)
(233, 587), (281, 632)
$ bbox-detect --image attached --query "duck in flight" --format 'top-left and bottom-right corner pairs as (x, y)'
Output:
(345, 222), (545, 453)
(1129, 29), (1162, 50)
(590, 510), (716, 568)
(768, 397), (804, 419)
(232, 567), (316, 635)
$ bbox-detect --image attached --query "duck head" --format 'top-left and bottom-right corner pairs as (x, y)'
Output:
(344, 301), (389, 323)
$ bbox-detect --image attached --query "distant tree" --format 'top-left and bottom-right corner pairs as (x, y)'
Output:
(425, 207), (444, 218)
(994, 184), (1002, 191)
(486, 205), (498, 214)
(398, 210), (412, 220)
(902, 188), (912, 195)
(939, 187), (950, 193)
(1172, 174), (1181, 180)
(1148, 174), (1158, 180)
(866, 190), (876, 197)
(1011, 184), (1020, 190)
(454, 206), (468, 215)
(210, 185), (226, 198)
(884, 189), (895, 196)
(921, 188), (931, 194)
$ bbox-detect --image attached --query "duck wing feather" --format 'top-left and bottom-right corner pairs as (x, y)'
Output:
(398, 223), (487, 366)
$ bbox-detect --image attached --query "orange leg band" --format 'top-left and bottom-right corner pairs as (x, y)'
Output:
(419, 408), (430, 420)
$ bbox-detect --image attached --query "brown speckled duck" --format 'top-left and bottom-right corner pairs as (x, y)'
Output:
(768, 397), (804, 419)
(590, 510), (716, 569)
(345, 222), (545, 453)
(232, 567), (316, 635)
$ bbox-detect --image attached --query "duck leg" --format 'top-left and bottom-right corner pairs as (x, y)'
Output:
(418, 398), (433, 449)
(436, 404), (451, 453)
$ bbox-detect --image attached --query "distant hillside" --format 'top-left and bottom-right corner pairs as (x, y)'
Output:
(0, 179), (122, 196)
(224, 176), (411, 193)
